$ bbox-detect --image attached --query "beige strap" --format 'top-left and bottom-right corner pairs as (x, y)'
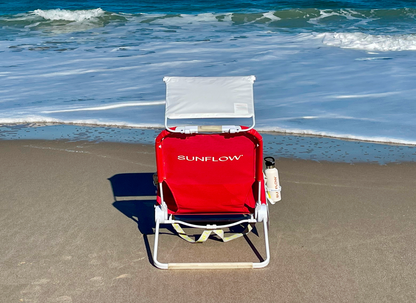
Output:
(172, 223), (253, 243)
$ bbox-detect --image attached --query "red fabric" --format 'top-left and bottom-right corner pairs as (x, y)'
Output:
(156, 130), (264, 214)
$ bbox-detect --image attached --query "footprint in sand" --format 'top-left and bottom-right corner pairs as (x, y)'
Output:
(55, 296), (73, 303)
(89, 276), (104, 286)
(115, 274), (132, 279)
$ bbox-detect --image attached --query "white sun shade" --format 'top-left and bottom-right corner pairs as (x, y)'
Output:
(163, 76), (256, 120)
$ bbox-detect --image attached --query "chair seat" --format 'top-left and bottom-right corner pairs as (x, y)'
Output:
(156, 131), (262, 215)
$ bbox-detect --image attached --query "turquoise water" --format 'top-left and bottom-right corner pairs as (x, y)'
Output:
(2, 1), (416, 14)
(1, 1), (416, 144)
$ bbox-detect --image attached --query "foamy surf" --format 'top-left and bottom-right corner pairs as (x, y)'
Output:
(33, 8), (106, 22)
(42, 101), (165, 113)
(1, 119), (416, 147)
(2, 1), (416, 149)
(257, 126), (416, 146)
(318, 32), (416, 51)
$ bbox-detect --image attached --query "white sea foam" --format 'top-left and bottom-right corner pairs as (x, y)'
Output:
(256, 126), (416, 146)
(42, 101), (165, 113)
(143, 11), (279, 26)
(146, 13), (220, 26)
(272, 114), (381, 122)
(3, 117), (414, 146)
(330, 92), (400, 99)
(0, 118), (164, 129)
(308, 9), (364, 26)
(33, 8), (105, 22)
(181, 13), (218, 22)
(0, 116), (61, 124)
(3, 7), (416, 148)
(318, 32), (416, 51)
(221, 13), (233, 22)
(7, 65), (146, 79)
(262, 12), (281, 21)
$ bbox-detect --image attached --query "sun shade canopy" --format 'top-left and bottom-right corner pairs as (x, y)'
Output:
(163, 76), (256, 132)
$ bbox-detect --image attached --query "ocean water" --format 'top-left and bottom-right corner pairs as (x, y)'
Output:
(2, 0), (416, 145)
(2, 124), (416, 164)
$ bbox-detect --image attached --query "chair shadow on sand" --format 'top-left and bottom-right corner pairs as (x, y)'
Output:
(109, 172), (159, 265)
(109, 172), (265, 265)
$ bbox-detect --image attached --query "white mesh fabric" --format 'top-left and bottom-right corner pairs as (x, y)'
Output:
(163, 76), (255, 119)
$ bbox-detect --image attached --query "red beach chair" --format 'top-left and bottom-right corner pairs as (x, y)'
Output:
(154, 76), (271, 269)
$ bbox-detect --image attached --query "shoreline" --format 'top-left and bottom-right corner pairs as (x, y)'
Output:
(2, 121), (416, 147)
(1, 123), (416, 164)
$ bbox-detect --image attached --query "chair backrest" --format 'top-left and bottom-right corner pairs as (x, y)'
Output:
(156, 129), (264, 215)
(163, 76), (256, 132)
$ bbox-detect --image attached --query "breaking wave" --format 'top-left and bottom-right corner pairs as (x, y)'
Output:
(1, 7), (416, 31)
(318, 32), (416, 51)
(33, 8), (106, 22)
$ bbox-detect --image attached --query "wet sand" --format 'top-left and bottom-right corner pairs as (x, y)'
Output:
(1, 139), (416, 302)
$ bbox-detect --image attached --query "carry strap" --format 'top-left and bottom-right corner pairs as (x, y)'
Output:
(172, 223), (253, 243)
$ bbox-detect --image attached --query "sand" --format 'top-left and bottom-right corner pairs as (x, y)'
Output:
(1, 139), (416, 302)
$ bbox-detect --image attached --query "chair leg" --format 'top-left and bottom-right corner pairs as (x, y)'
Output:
(153, 220), (168, 269)
(253, 219), (270, 268)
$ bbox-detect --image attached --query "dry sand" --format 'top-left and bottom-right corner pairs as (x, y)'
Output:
(1, 139), (416, 302)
